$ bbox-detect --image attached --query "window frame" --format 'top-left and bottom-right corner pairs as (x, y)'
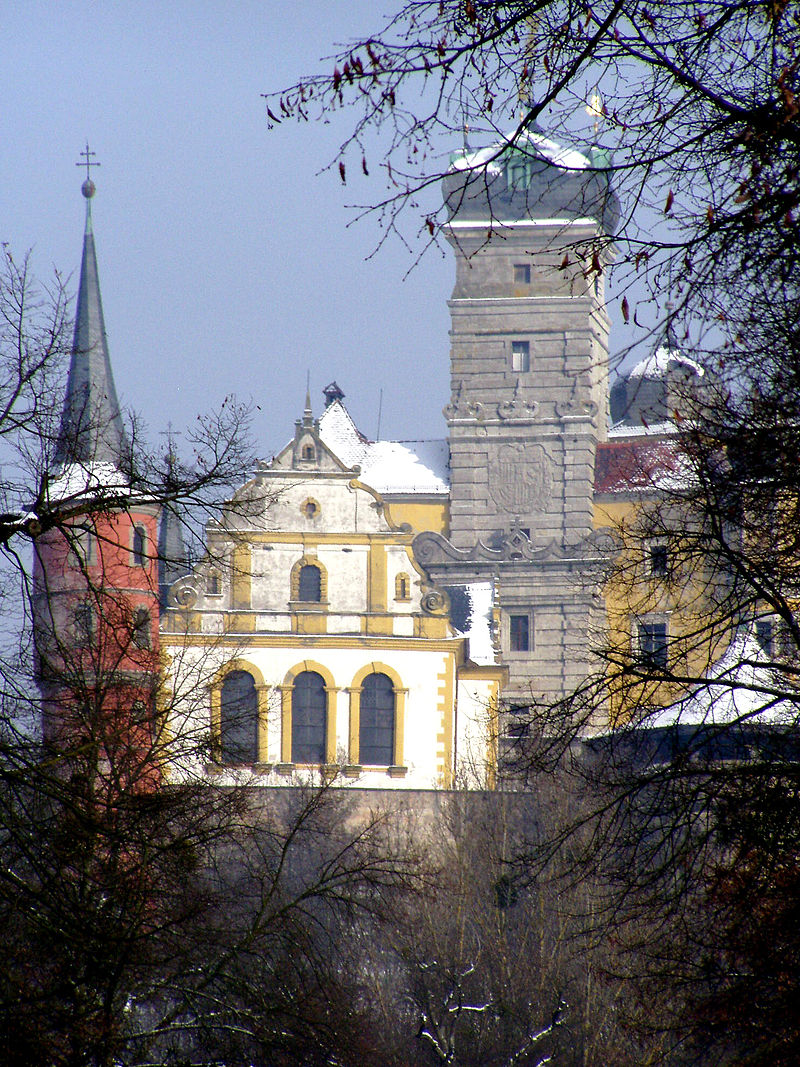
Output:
(219, 669), (259, 765)
(359, 673), (395, 767)
(511, 340), (530, 373)
(507, 612), (532, 654)
(637, 619), (669, 669)
(648, 540), (669, 579)
(131, 524), (147, 568)
(131, 606), (151, 650)
(291, 670), (327, 764)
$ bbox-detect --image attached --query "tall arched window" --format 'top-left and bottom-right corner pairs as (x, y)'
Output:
(292, 670), (326, 763)
(132, 525), (147, 567)
(297, 564), (322, 602)
(360, 673), (395, 766)
(220, 670), (258, 764)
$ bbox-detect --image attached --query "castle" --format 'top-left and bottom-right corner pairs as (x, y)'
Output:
(36, 129), (699, 790)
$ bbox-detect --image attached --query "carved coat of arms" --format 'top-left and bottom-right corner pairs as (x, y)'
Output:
(489, 442), (553, 512)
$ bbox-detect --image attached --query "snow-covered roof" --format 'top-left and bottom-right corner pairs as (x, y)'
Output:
(627, 345), (705, 381)
(46, 461), (132, 504)
(318, 401), (449, 496)
(450, 128), (592, 175)
(648, 628), (796, 728)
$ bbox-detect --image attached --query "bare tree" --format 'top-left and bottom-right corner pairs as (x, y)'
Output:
(269, 6), (800, 1059)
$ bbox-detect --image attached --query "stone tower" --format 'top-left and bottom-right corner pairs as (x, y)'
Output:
(34, 171), (161, 778)
(414, 127), (618, 704)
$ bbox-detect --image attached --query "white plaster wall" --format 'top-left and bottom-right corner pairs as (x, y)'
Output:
(163, 640), (472, 791)
(455, 678), (497, 789)
(251, 475), (386, 535)
(318, 544), (368, 612)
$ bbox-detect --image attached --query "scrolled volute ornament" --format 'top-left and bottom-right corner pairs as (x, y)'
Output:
(421, 588), (450, 615)
(169, 576), (200, 609)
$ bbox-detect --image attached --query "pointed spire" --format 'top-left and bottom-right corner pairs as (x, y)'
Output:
(54, 153), (129, 471)
(301, 372), (314, 429)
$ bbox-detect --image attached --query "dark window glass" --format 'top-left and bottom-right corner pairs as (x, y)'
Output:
(756, 619), (773, 656)
(297, 564), (322, 602)
(650, 543), (668, 577)
(292, 671), (326, 763)
(132, 525), (146, 567)
(510, 615), (530, 652)
(207, 571), (221, 596)
(74, 603), (95, 647)
(513, 263), (531, 284)
(511, 341), (530, 372)
(132, 607), (151, 649)
(360, 673), (395, 766)
(638, 622), (668, 668)
(220, 670), (258, 764)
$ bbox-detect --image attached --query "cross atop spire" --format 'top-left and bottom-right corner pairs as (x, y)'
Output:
(76, 142), (100, 203)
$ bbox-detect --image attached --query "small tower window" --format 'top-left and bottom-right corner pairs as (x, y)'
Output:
(132, 607), (151, 650)
(302, 498), (320, 520)
(511, 341), (530, 372)
(395, 572), (411, 601)
(302, 444), (316, 461)
(513, 263), (531, 284)
(74, 603), (95, 647)
(70, 527), (97, 566)
(297, 564), (322, 603)
(132, 525), (147, 567)
(206, 570), (221, 596)
(509, 614), (530, 652)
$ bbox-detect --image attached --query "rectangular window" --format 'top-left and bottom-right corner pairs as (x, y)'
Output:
(756, 619), (773, 657)
(511, 341), (530, 372)
(649, 542), (669, 578)
(638, 622), (668, 668)
(513, 263), (531, 284)
(510, 614), (530, 652)
(74, 603), (95, 647)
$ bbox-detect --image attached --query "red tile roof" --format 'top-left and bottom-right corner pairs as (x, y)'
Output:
(595, 439), (682, 494)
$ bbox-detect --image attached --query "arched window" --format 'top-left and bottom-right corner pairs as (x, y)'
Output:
(206, 570), (221, 596)
(131, 607), (151, 649)
(220, 670), (258, 764)
(132, 525), (147, 567)
(395, 572), (410, 601)
(292, 671), (326, 763)
(360, 673), (395, 766)
(297, 564), (322, 603)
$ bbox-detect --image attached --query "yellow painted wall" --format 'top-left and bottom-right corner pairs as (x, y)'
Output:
(384, 500), (449, 537)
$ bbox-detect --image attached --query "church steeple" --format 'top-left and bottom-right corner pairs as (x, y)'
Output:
(54, 152), (128, 471)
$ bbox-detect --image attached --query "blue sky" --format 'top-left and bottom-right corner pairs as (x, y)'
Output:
(3, 1), (456, 457)
(3, 2), (632, 463)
